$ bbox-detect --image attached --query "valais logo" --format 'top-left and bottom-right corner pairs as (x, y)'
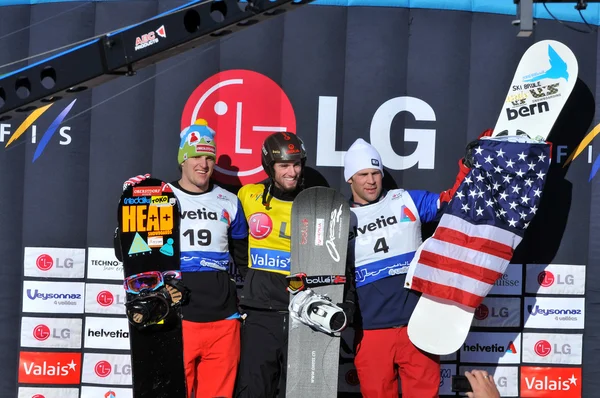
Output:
(248, 212), (273, 239)
(521, 367), (581, 397)
(19, 352), (81, 384)
(181, 70), (296, 185)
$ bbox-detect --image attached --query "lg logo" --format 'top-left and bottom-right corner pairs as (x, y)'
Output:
(33, 324), (71, 341)
(497, 376), (508, 388)
(96, 291), (126, 307)
(248, 213), (273, 240)
(35, 254), (74, 271)
(534, 340), (572, 357)
(538, 271), (575, 287)
(182, 71), (437, 186)
(316, 96), (436, 170)
(474, 304), (509, 320)
(95, 360), (131, 377)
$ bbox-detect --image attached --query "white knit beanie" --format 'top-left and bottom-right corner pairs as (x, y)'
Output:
(343, 138), (384, 181)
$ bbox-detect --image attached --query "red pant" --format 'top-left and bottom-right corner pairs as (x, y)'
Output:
(182, 319), (241, 398)
(354, 327), (440, 398)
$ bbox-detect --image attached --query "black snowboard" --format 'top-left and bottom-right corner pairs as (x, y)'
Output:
(117, 178), (186, 398)
(286, 187), (350, 398)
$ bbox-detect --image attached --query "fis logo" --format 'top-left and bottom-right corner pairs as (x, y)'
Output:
(3, 99), (76, 162)
(563, 121), (600, 181)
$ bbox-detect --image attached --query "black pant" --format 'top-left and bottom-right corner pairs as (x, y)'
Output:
(235, 309), (288, 398)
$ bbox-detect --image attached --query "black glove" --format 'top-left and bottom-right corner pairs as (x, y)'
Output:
(464, 128), (494, 168)
(337, 301), (356, 326)
(463, 139), (480, 169)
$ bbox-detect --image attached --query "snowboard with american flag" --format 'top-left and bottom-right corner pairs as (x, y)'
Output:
(405, 40), (577, 356)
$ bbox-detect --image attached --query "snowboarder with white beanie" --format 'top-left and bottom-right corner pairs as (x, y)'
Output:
(343, 137), (474, 397)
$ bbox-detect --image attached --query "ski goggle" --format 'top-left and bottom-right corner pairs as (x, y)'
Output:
(124, 270), (182, 294)
(286, 272), (347, 294)
(286, 273), (308, 293)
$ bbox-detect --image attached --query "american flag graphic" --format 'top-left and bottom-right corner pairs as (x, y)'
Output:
(406, 138), (551, 308)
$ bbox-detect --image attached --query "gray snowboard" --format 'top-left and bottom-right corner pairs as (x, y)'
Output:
(286, 187), (350, 398)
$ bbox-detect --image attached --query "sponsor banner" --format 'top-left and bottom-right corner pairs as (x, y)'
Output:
(23, 247), (85, 278)
(472, 297), (521, 328)
(458, 366), (519, 397)
(460, 332), (521, 364)
(439, 364), (457, 396)
(489, 264), (523, 295)
(85, 283), (126, 315)
(81, 386), (133, 398)
(22, 281), (85, 314)
(18, 387), (79, 398)
(20, 317), (82, 349)
(524, 297), (585, 329)
(520, 366), (581, 397)
(522, 333), (583, 365)
(525, 264), (586, 295)
(84, 317), (130, 350)
(87, 247), (124, 280)
(18, 351), (82, 384)
(81, 353), (132, 385)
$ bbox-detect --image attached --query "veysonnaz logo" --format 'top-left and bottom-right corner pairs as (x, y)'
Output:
(349, 216), (398, 240)
(528, 306), (582, 316)
(27, 290), (81, 300)
(181, 209), (218, 220)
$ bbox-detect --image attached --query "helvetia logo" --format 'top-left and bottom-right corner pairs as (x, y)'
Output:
(3, 99), (77, 163)
(462, 341), (517, 354)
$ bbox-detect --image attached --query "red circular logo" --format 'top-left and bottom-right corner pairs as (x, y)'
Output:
(32, 395), (45, 398)
(249, 212), (273, 239)
(534, 340), (552, 357)
(474, 304), (489, 320)
(181, 70), (297, 185)
(36, 254), (53, 271)
(97, 291), (114, 307)
(538, 271), (555, 287)
(95, 360), (112, 377)
(33, 324), (51, 341)
(345, 369), (360, 386)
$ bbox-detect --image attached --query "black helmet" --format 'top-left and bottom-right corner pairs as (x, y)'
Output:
(261, 132), (307, 178)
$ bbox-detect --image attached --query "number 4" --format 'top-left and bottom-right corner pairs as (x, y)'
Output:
(373, 237), (389, 254)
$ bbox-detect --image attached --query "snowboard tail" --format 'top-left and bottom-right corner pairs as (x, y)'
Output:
(286, 187), (350, 398)
(117, 178), (187, 398)
(492, 40), (578, 141)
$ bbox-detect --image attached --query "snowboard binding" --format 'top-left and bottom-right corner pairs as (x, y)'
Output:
(124, 270), (190, 330)
(288, 288), (347, 335)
